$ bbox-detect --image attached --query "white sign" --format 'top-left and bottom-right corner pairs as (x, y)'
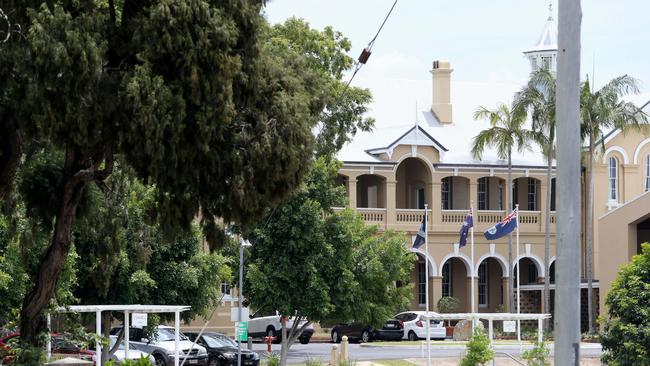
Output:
(230, 307), (250, 322)
(132, 313), (148, 328)
(503, 320), (516, 333)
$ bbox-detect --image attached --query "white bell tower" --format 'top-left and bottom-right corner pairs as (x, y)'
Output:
(523, 3), (558, 74)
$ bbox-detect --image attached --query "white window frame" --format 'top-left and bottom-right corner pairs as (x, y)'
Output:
(478, 178), (488, 210)
(441, 178), (451, 210)
(478, 262), (488, 308)
(527, 179), (538, 211)
(645, 155), (650, 192)
(608, 156), (619, 201)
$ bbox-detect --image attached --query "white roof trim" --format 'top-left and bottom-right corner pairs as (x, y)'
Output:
(55, 304), (191, 313)
(633, 137), (650, 164)
(602, 146), (629, 164)
(366, 125), (448, 156)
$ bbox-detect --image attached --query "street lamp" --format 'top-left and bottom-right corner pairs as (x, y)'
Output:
(238, 238), (252, 366)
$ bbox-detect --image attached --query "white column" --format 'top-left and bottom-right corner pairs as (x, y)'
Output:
(47, 313), (52, 361)
(538, 318), (543, 343)
(175, 310), (180, 366)
(125, 311), (130, 360)
(96, 311), (102, 366)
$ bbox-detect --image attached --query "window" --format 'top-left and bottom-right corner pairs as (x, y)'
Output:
(550, 179), (556, 211)
(416, 187), (425, 209)
(498, 182), (503, 210)
(418, 260), (426, 305)
(527, 179), (538, 211)
(512, 181), (518, 210)
(541, 56), (552, 71)
(478, 262), (488, 307)
(221, 281), (231, 297)
(367, 185), (378, 208)
(478, 178), (489, 210)
(528, 263), (538, 284)
(608, 156), (619, 201)
(441, 177), (452, 209)
(645, 155), (650, 192)
(442, 262), (452, 297)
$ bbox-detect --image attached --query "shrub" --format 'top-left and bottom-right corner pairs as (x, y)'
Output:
(264, 352), (281, 366)
(521, 341), (551, 366)
(459, 327), (494, 366)
(437, 296), (460, 313)
(305, 357), (325, 366)
(120, 355), (156, 366)
(601, 243), (650, 366)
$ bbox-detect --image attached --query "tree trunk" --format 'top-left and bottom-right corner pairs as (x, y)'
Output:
(586, 134), (595, 333)
(19, 149), (108, 346)
(280, 318), (288, 366)
(0, 125), (21, 200)
(507, 150), (514, 313)
(544, 144), (553, 331)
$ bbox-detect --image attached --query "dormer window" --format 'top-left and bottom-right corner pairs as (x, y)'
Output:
(541, 56), (552, 70)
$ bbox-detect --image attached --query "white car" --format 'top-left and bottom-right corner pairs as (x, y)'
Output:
(109, 335), (156, 364)
(394, 311), (447, 341)
(247, 311), (314, 344)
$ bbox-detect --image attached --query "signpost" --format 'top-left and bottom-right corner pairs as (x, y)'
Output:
(132, 313), (148, 328)
(503, 320), (516, 333)
(236, 321), (249, 342)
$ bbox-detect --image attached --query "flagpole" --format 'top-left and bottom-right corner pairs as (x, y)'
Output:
(470, 201), (475, 325)
(516, 204), (521, 345)
(424, 204), (431, 366)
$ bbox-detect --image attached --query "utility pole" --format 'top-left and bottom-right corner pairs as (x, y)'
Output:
(555, 0), (582, 365)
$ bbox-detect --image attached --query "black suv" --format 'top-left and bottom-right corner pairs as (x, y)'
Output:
(330, 319), (403, 343)
(184, 332), (260, 366)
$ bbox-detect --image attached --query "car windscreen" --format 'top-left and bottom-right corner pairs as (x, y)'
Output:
(156, 328), (188, 342)
(203, 335), (237, 348)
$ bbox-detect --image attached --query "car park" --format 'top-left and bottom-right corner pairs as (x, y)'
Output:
(109, 335), (156, 364)
(394, 311), (446, 341)
(184, 332), (260, 366)
(110, 325), (208, 366)
(247, 311), (313, 344)
(330, 319), (403, 343)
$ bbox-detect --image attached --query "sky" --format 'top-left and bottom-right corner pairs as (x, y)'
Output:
(263, 1), (650, 97)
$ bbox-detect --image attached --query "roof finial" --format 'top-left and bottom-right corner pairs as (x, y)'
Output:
(548, 1), (553, 20)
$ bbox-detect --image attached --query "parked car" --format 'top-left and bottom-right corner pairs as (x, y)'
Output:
(394, 311), (446, 341)
(330, 318), (403, 343)
(110, 326), (208, 366)
(109, 335), (155, 364)
(247, 311), (313, 344)
(184, 332), (260, 366)
(0, 333), (96, 364)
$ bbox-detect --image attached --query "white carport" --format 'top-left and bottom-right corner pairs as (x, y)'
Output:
(420, 312), (552, 343)
(53, 304), (191, 366)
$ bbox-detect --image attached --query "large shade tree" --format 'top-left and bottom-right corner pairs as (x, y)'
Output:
(580, 75), (648, 333)
(472, 103), (537, 312)
(0, 0), (371, 346)
(513, 69), (556, 329)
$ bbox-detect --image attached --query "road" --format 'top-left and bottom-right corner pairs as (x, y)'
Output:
(247, 341), (603, 364)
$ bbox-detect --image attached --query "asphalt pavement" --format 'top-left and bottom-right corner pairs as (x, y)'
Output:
(247, 341), (603, 364)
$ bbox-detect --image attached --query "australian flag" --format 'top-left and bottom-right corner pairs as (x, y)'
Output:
(484, 208), (518, 240)
(458, 208), (473, 247)
(413, 216), (426, 249)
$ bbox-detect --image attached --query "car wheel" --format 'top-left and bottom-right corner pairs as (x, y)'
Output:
(153, 354), (166, 366)
(299, 337), (310, 345)
(209, 357), (220, 366)
(331, 330), (339, 343)
(360, 330), (370, 343)
(408, 331), (418, 341)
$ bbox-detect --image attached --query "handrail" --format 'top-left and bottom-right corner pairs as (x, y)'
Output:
(493, 351), (526, 366)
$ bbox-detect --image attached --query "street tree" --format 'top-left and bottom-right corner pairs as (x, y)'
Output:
(0, 0), (371, 346)
(472, 103), (537, 312)
(246, 158), (413, 366)
(580, 75), (648, 333)
(601, 243), (650, 365)
(513, 69), (556, 329)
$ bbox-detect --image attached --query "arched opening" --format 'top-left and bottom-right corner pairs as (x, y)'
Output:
(512, 177), (541, 211)
(513, 257), (542, 313)
(440, 257), (471, 312)
(440, 176), (470, 210)
(335, 174), (348, 200)
(476, 177), (505, 210)
(410, 251), (436, 309)
(549, 261), (555, 284)
(396, 158), (431, 209)
(513, 257), (541, 286)
(356, 174), (386, 208)
(476, 257), (505, 312)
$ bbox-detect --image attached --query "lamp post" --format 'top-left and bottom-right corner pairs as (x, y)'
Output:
(238, 239), (252, 366)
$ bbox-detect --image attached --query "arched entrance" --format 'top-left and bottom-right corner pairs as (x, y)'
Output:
(439, 256), (472, 312)
(396, 158), (432, 209)
(475, 257), (506, 312)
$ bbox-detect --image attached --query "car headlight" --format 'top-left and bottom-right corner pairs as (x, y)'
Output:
(198, 349), (208, 356)
(253, 353), (260, 360)
(222, 352), (237, 359)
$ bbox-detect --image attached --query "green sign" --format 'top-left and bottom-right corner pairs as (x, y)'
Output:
(236, 321), (248, 341)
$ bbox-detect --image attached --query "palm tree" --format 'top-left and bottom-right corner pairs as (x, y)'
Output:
(513, 69), (556, 330)
(472, 103), (537, 312)
(580, 75), (648, 334)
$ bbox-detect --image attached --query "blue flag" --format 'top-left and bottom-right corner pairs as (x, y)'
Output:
(484, 208), (518, 240)
(459, 209), (474, 247)
(413, 216), (426, 249)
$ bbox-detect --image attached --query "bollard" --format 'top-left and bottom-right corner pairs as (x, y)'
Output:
(331, 345), (338, 366)
(340, 335), (349, 363)
(248, 336), (253, 350)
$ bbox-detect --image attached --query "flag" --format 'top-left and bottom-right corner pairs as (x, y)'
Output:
(458, 208), (474, 247)
(484, 208), (518, 240)
(413, 216), (426, 249)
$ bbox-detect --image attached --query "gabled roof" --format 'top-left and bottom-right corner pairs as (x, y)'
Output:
(523, 8), (558, 54)
(365, 125), (448, 158)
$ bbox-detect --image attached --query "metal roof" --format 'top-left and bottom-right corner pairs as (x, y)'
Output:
(419, 312), (551, 321)
(55, 304), (191, 313)
(523, 6), (558, 54)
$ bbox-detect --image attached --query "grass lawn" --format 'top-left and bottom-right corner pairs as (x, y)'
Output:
(367, 340), (538, 347)
(373, 359), (418, 366)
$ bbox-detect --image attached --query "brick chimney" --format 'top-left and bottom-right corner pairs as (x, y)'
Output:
(430, 60), (453, 124)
